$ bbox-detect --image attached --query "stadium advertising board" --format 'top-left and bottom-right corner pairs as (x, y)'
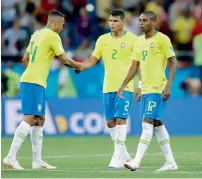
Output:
(1, 98), (202, 136)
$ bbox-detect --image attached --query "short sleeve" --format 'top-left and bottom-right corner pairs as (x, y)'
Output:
(161, 35), (175, 59)
(132, 41), (141, 62)
(51, 34), (65, 56)
(92, 37), (102, 59)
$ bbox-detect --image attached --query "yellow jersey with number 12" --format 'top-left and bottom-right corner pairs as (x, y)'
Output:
(92, 31), (138, 93)
(133, 31), (175, 94)
(20, 27), (65, 88)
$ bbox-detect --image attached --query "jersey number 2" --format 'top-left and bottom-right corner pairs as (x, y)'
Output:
(30, 41), (38, 63)
(112, 49), (117, 59)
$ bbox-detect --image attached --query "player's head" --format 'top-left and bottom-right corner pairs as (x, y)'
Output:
(109, 9), (125, 32)
(47, 10), (65, 33)
(139, 11), (156, 33)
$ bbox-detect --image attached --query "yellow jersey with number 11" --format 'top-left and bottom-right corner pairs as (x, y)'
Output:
(20, 27), (65, 88)
(92, 31), (138, 93)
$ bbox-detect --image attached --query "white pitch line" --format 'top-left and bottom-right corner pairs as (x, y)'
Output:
(2, 169), (202, 174)
(12, 152), (202, 159)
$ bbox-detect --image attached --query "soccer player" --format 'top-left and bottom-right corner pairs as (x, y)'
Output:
(75, 9), (138, 168)
(118, 11), (178, 171)
(3, 10), (81, 170)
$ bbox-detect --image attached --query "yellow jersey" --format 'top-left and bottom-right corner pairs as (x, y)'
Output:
(174, 16), (195, 44)
(20, 27), (65, 88)
(133, 31), (175, 94)
(92, 31), (138, 93)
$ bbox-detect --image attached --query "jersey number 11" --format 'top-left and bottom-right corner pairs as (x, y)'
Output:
(30, 41), (38, 63)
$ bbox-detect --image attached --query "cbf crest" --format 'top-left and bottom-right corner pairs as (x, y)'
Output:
(121, 42), (126, 48)
(150, 42), (155, 48)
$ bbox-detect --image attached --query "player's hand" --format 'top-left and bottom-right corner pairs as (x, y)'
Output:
(74, 63), (84, 74)
(74, 68), (83, 74)
(162, 85), (171, 101)
(117, 87), (124, 98)
(134, 88), (141, 102)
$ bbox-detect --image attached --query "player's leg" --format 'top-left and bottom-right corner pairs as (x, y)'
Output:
(107, 119), (117, 141)
(3, 82), (39, 170)
(112, 91), (133, 166)
(24, 83), (56, 169)
(154, 101), (177, 171)
(103, 92), (118, 167)
(31, 115), (56, 169)
(116, 118), (131, 161)
(3, 115), (38, 170)
(125, 117), (154, 171)
(125, 94), (159, 171)
(104, 92), (117, 141)
(31, 116), (44, 166)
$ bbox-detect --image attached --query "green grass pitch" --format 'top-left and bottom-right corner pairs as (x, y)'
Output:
(1, 136), (202, 178)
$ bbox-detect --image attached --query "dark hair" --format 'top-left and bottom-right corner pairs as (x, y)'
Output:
(142, 11), (156, 21)
(48, 10), (66, 18)
(110, 9), (125, 20)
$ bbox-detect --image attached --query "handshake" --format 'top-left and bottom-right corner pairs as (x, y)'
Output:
(74, 67), (83, 74)
(74, 62), (84, 74)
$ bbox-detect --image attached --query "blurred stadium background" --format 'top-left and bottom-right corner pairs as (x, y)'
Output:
(1, 0), (202, 178)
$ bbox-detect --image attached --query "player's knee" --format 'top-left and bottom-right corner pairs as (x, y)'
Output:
(24, 115), (38, 126)
(107, 120), (116, 128)
(36, 115), (45, 126)
(143, 118), (154, 125)
(154, 120), (164, 127)
(116, 118), (126, 125)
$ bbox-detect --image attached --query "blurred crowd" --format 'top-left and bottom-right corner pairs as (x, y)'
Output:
(1, 0), (202, 97)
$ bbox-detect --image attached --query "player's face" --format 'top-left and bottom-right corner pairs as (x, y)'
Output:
(109, 15), (125, 32)
(55, 17), (65, 33)
(139, 14), (155, 33)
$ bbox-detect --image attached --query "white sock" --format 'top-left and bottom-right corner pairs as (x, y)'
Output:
(115, 125), (127, 155)
(7, 121), (31, 160)
(133, 122), (153, 166)
(30, 126), (43, 163)
(108, 126), (117, 141)
(154, 125), (176, 164)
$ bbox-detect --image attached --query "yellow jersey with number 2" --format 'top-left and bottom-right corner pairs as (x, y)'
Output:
(92, 31), (138, 93)
(20, 27), (65, 88)
(133, 31), (175, 94)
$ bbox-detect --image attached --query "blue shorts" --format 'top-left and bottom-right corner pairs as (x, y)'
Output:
(103, 91), (133, 120)
(20, 82), (46, 116)
(141, 93), (165, 120)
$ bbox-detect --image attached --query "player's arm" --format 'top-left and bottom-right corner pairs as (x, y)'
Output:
(118, 60), (140, 98)
(162, 56), (177, 101)
(135, 69), (142, 101)
(75, 37), (102, 73)
(74, 55), (99, 74)
(121, 60), (140, 88)
(162, 36), (178, 101)
(22, 51), (30, 68)
(166, 56), (178, 87)
(22, 39), (32, 68)
(118, 41), (140, 98)
(51, 35), (81, 69)
(82, 55), (99, 69)
(58, 53), (81, 69)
